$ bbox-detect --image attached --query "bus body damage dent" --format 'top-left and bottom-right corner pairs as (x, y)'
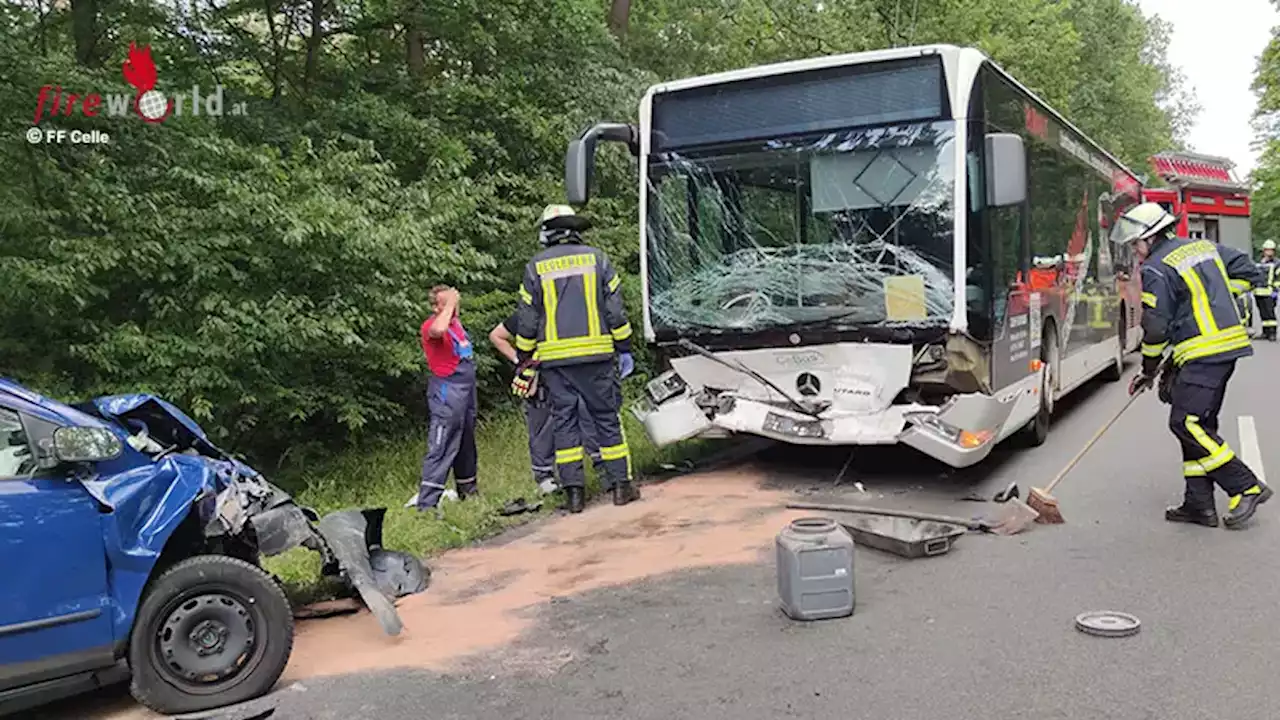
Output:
(631, 337), (1021, 467)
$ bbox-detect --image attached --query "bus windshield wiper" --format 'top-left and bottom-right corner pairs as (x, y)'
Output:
(676, 338), (822, 419)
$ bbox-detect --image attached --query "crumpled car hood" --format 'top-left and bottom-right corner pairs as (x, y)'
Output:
(77, 391), (422, 636)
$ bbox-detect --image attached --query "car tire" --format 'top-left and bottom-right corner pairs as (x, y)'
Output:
(1099, 304), (1125, 383)
(128, 555), (293, 716)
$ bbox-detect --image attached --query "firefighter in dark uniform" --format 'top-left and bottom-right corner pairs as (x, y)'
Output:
(1255, 239), (1279, 341)
(490, 313), (602, 495)
(1118, 202), (1272, 528)
(512, 205), (639, 514)
(1218, 241), (1267, 333)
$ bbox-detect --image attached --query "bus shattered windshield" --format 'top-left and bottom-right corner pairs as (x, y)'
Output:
(645, 120), (957, 337)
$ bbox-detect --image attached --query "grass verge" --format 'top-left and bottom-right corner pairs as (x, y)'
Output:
(264, 395), (718, 603)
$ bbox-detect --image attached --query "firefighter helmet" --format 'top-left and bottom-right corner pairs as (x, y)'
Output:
(1109, 202), (1177, 246)
(1263, 239), (1276, 251)
(537, 205), (591, 246)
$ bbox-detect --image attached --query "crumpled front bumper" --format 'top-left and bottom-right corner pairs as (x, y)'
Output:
(204, 476), (427, 635)
(635, 388), (1019, 469)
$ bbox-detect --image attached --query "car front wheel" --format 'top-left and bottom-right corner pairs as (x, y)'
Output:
(128, 555), (294, 715)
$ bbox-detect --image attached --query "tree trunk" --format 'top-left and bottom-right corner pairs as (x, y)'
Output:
(70, 0), (97, 65)
(607, 0), (630, 39)
(304, 0), (325, 92)
(406, 0), (426, 78)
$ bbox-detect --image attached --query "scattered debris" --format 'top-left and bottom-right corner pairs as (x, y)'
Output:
(1075, 610), (1141, 638)
(832, 451), (856, 487)
(985, 498), (1039, 536)
(839, 513), (967, 558)
(369, 547), (430, 598)
(993, 481), (1020, 503)
(500, 497), (543, 516)
(173, 701), (276, 720)
(294, 598), (362, 620)
(316, 509), (430, 636)
(786, 501), (995, 533)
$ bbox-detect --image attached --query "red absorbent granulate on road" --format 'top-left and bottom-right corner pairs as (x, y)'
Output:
(284, 466), (800, 680)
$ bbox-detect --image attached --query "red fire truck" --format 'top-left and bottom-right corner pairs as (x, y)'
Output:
(1141, 150), (1257, 332)
(1141, 151), (1252, 254)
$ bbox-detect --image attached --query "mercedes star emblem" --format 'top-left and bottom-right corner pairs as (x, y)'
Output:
(796, 372), (821, 396)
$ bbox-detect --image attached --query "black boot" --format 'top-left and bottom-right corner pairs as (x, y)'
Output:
(613, 482), (641, 506)
(457, 480), (478, 500)
(565, 486), (585, 514)
(1223, 483), (1273, 528)
(1166, 503), (1219, 527)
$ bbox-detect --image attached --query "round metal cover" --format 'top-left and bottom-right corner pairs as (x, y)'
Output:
(1075, 611), (1141, 638)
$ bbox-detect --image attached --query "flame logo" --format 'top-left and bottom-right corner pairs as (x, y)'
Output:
(121, 42), (171, 123)
(122, 43), (158, 93)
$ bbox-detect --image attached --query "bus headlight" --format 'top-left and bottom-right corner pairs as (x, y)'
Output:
(904, 412), (994, 449)
(763, 412), (825, 438)
(647, 370), (688, 404)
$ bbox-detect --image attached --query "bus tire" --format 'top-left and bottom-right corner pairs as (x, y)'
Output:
(1018, 325), (1057, 448)
(1099, 303), (1125, 383)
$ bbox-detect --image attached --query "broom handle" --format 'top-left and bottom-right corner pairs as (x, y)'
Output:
(1042, 391), (1142, 495)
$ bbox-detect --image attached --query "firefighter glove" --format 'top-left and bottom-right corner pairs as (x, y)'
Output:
(511, 360), (540, 399)
(1156, 358), (1176, 405)
(1128, 371), (1156, 397)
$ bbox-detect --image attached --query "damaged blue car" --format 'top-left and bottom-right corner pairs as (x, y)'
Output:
(0, 379), (426, 716)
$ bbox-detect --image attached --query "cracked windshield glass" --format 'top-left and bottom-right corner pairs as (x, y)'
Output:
(646, 120), (956, 335)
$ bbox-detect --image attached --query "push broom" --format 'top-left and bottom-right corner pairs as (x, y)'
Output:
(1027, 391), (1144, 523)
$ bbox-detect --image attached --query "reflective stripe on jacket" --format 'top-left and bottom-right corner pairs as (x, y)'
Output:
(1139, 238), (1253, 368)
(1255, 258), (1280, 293)
(1218, 243), (1265, 297)
(513, 242), (633, 368)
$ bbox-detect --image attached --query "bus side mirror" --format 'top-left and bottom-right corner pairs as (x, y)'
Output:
(566, 139), (593, 206)
(985, 133), (1027, 207)
(565, 123), (639, 206)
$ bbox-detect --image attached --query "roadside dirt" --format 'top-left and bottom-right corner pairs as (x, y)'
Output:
(283, 464), (800, 680)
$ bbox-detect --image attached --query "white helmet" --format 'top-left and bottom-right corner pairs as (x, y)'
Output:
(1263, 239), (1276, 251)
(537, 204), (591, 246)
(1110, 202), (1177, 246)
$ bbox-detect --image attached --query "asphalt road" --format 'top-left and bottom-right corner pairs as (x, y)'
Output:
(39, 344), (1280, 720)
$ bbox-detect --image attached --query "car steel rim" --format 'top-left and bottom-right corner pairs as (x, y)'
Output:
(153, 591), (263, 692)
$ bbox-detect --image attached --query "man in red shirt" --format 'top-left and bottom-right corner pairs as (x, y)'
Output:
(412, 285), (478, 512)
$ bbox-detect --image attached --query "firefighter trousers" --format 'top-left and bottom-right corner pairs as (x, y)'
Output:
(1168, 360), (1257, 509)
(1257, 294), (1277, 338)
(525, 390), (601, 483)
(540, 360), (630, 491)
(418, 362), (478, 509)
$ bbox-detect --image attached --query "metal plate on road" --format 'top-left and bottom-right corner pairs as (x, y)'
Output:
(1075, 611), (1141, 638)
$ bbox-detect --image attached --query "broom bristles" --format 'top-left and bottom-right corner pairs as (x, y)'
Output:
(1028, 487), (1064, 524)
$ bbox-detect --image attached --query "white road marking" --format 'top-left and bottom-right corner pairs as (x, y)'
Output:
(1238, 415), (1266, 485)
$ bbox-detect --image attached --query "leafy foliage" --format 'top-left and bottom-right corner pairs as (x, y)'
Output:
(0, 0), (1189, 463)
(1251, 3), (1280, 249)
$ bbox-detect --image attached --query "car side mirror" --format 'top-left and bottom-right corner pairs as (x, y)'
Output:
(985, 133), (1027, 207)
(53, 426), (123, 463)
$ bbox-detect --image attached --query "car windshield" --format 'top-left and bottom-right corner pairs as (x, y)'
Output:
(645, 120), (957, 336)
